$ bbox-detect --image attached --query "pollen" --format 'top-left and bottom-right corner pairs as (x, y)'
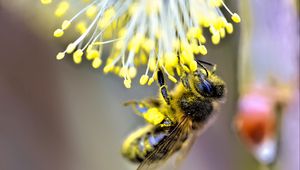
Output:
(199, 45), (207, 55)
(148, 77), (155, 86)
(53, 29), (64, 37)
(140, 75), (149, 85)
(86, 50), (100, 60)
(143, 108), (165, 125)
(66, 43), (76, 54)
(40, 0), (52, 5)
(124, 79), (132, 89)
(212, 33), (221, 45)
(61, 20), (71, 30)
(42, 0), (240, 88)
(189, 61), (198, 72)
(231, 13), (241, 23)
(86, 5), (97, 18)
(103, 65), (114, 74)
(54, 1), (69, 17)
(73, 49), (83, 64)
(56, 52), (65, 60)
(92, 57), (102, 69)
(128, 67), (137, 78)
(226, 23), (234, 34)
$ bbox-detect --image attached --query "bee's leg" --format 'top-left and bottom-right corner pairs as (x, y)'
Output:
(176, 50), (192, 89)
(157, 69), (171, 105)
(125, 100), (167, 126)
(124, 99), (160, 116)
(124, 101), (148, 117)
(180, 71), (191, 90)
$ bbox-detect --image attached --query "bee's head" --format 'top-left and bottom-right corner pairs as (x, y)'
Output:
(192, 69), (225, 99)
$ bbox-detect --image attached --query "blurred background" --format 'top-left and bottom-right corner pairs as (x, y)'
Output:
(0, 0), (298, 170)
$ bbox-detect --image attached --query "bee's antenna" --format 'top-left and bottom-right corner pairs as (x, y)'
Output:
(196, 60), (209, 76)
(197, 60), (215, 67)
(124, 101), (138, 106)
(196, 59), (218, 75)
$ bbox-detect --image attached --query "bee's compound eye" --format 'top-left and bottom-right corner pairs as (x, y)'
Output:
(197, 81), (213, 96)
(196, 80), (225, 98)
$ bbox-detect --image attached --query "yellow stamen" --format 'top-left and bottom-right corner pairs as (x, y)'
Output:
(231, 13), (241, 23)
(139, 75), (149, 85)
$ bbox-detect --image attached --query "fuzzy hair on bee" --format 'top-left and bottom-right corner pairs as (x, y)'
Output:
(122, 61), (226, 170)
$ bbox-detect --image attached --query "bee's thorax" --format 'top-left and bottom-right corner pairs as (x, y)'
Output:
(178, 92), (214, 123)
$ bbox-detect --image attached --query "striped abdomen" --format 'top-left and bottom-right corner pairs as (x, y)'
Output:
(122, 125), (171, 163)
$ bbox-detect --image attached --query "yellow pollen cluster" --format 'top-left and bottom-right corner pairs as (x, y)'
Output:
(41, 0), (240, 88)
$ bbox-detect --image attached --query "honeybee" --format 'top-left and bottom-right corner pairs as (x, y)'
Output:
(122, 60), (225, 170)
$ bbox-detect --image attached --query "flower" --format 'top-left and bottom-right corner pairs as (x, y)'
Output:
(41, 0), (240, 88)
(235, 90), (277, 165)
(234, 84), (292, 165)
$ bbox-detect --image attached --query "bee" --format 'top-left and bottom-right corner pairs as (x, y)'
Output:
(122, 60), (226, 170)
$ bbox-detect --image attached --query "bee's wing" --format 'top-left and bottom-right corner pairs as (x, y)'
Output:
(137, 117), (191, 170)
(175, 110), (221, 166)
(174, 128), (201, 167)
